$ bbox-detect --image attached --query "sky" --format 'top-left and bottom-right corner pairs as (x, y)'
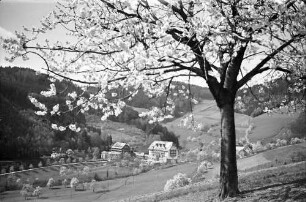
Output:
(0, 0), (58, 70)
(0, 0), (271, 87)
(0, 0), (209, 86)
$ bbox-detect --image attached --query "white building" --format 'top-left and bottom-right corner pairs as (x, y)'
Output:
(148, 141), (178, 163)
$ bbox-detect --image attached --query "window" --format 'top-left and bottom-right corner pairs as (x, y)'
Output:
(170, 149), (176, 157)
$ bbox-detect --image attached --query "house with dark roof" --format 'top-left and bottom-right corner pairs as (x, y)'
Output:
(148, 141), (178, 163)
(104, 142), (131, 160)
(110, 142), (131, 153)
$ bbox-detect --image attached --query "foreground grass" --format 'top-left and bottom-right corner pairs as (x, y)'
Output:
(125, 161), (306, 202)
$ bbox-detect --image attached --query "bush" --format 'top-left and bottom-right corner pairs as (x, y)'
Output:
(276, 139), (287, 147)
(82, 166), (90, 175)
(20, 184), (34, 199)
(38, 161), (43, 168)
(9, 165), (14, 173)
(20, 184), (42, 199)
(59, 166), (68, 177)
(164, 173), (191, 192)
(90, 180), (96, 192)
(47, 178), (55, 189)
(19, 164), (25, 171)
(6, 174), (21, 190)
(197, 161), (209, 175)
(1, 168), (6, 174)
(32, 186), (42, 197)
(252, 141), (265, 153)
(70, 177), (79, 189)
(290, 137), (303, 145)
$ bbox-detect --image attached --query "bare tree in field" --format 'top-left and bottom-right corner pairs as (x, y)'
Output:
(2, 0), (306, 199)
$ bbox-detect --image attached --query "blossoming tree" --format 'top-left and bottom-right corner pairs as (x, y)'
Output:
(2, 0), (306, 199)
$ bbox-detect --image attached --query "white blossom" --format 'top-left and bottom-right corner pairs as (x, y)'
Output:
(58, 126), (66, 131)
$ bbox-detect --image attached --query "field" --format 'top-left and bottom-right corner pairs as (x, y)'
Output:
(1, 141), (306, 202)
(126, 143), (306, 202)
(0, 162), (198, 202)
(249, 113), (299, 143)
(1, 100), (304, 202)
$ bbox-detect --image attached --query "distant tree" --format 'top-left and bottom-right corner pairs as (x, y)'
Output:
(3, 0), (306, 199)
(92, 147), (100, 160)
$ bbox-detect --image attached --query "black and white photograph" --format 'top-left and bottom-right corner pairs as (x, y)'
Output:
(0, 0), (305, 201)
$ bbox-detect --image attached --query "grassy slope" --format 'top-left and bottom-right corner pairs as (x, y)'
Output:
(249, 113), (299, 143)
(1, 143), (305, 202)
(86, 114), (149, 152)
(163, 100), (251, 150)
(0, 162), (198, 202)
(160, 162), (306, 202)
(128, 143), (306, 202)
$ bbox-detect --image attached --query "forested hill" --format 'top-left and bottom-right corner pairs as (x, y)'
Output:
(0, 67), (303, 160)
(0, 67), (211, 159)
(0, 67), (96, 159)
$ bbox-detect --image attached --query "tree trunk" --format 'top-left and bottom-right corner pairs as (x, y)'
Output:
(219, 102), (239, 199)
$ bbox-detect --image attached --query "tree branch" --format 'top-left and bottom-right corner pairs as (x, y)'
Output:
(237, 34), (305, 88)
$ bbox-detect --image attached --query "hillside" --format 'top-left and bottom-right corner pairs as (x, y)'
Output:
(249, 113), (300, 144)
(0, 67), (101, 159)
(163, 100), (251, 150)
(125, 143), (306, 202)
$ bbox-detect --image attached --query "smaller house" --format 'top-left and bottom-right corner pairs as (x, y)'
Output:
(148, 141), (178, 163)
(107, 142), (131, 160)
(110, 142), (131, 154)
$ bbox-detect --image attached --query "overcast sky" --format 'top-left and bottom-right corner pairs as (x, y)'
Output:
(0, 0), (269, 87)
(0, 0), (58, 69)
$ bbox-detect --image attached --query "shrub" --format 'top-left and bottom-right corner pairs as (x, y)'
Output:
(1, 168), (6, 174)
(197, 161), (208, 175)
(20, 184), (42, 199)
(70, 177), (79, 189)
(38, 161), (43, 168)
(59, 166), (68, 177)
(276, 139), (288, 147)
(252, 141), (265, 153)
(32, 186), (42, 197)
(290, 137), (302, 145)
(9, 165), (14, 173)
(6, 174), (20, 190)
(164, 173), (191, 192)
(90, 180), (96, 192)
(82, 166), (90, 175)
(29, 164), (33, 169)
(47, 178), (55, 189)
(19, 164), (24, 171)
(20, 184), (34, 199)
